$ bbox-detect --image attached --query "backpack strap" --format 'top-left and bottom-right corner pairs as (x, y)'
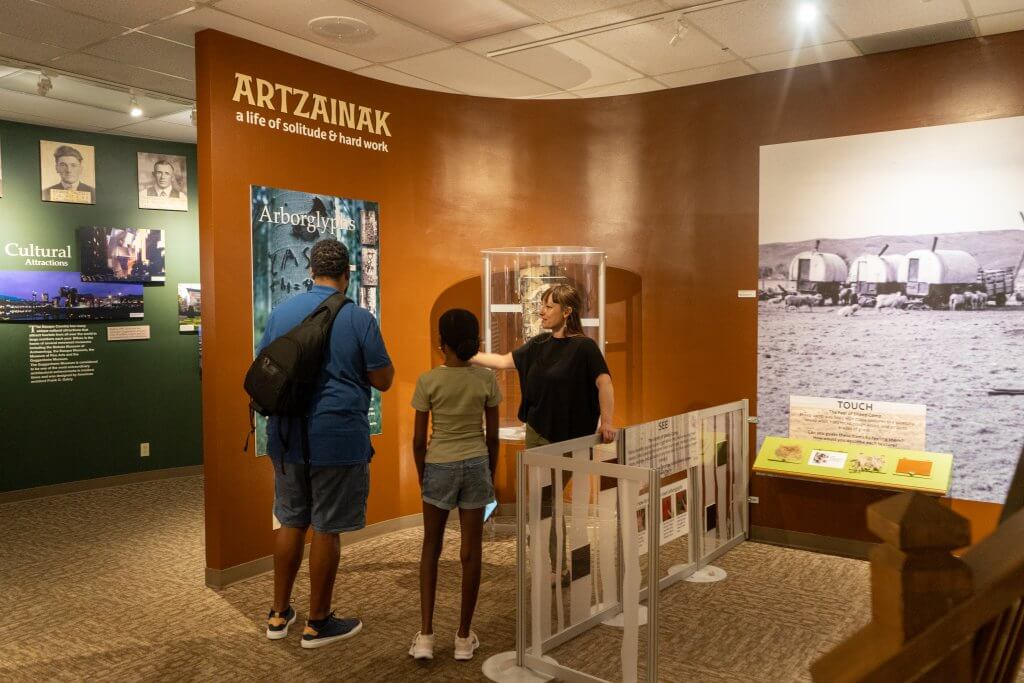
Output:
(242, 406), (256, 452)
(303, 291), (353, 326)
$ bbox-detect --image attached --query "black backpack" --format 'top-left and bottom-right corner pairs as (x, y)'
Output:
(244, 292), (351, 418)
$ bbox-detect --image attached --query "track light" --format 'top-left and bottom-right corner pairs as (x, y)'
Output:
(36, 72), (52, 97)
(797, 2), (818, 24)
(129, 93), (142, 117)
(668, 17), (688, 47)
(189, 105), (197, 126)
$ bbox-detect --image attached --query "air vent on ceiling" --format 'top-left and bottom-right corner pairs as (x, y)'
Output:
(853, 20), (977, 55)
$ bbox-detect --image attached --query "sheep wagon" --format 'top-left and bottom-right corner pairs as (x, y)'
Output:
(788, 248), (848, 304)
(899, 247), (979, 307)
(849, 252), (904, 296)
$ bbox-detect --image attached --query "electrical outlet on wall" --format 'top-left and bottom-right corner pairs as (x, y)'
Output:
(140, 442), (150, 457)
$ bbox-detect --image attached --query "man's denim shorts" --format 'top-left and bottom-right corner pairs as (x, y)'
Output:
(421, 455), (494, 511)
(272, 461), (370, 534)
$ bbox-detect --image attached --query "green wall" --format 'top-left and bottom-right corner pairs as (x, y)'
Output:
(0, 118), (201, 492)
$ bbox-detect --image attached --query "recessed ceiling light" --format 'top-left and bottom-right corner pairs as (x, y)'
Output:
(797, 2), (818, 24)
(308, 16), (376, 43)
(130, 94), (142, 117)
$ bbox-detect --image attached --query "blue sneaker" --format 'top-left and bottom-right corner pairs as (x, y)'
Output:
(266, 605), (296, 640)
(301, 611), (363, 649)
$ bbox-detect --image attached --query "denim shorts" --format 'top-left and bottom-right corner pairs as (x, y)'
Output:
(272, 460), (370, 534)
(421, 455), (494, 511)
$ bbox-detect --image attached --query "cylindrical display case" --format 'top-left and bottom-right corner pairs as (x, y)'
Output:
(481, 246), (607, 441)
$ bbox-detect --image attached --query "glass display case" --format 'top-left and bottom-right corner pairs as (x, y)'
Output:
(482, 246), (606, 441)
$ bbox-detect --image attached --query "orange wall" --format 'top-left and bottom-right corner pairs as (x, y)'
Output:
(198, 30), (1024, 571)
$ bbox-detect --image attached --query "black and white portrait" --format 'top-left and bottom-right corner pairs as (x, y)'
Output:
(138, 153), (187, 211)
(361, 247), (378, 286)
(40, 140), (96, 204)
(359, 286), (378, 318)
(360, 208), (378, 245)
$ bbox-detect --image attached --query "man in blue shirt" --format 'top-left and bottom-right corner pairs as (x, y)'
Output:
(259, 239), (394, 650)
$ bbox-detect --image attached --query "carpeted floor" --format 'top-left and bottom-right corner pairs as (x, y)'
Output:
(1, 476), (873, 681)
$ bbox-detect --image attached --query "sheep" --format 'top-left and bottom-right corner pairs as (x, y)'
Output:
(974, 291), (989, 309)
(858, 296), (876, 308)
(784, 294), (822, 311)
(876, 293), (908, 310)
(836, 304), (861, 317)
(949, 293), (967, 310)
(838, 287), (858, 305)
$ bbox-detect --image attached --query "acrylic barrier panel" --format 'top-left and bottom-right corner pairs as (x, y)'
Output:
(635, 471), (692, 578)
(523, 452), (653, 682)
(483, 248), (605, 436)
(698, 407), (748, 559)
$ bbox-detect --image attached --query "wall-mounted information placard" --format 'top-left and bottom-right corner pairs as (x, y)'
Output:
(789, 395), (926, 451)
(107, 325), (151, 341)
(754, 435), (952, 495)
(623, 412), (699, 477)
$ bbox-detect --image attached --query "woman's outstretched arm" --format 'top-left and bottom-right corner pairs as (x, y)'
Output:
(470, 351), (515, 370)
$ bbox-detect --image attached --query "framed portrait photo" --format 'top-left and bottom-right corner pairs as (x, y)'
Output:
(137, 152), (188, 211)
(40, 140), (96, 204)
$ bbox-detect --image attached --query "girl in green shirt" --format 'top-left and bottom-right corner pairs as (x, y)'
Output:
(409, 309), (501, 662)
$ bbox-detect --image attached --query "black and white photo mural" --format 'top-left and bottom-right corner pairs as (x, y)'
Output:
(758, 116), (1024, 503)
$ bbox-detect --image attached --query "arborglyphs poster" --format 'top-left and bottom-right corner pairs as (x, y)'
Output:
(251, 186), (382, 455)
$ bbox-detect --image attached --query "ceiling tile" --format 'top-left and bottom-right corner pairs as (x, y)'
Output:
(655, 59), (754, 88)
(140, 8), (370, 71)
(503, 0), (645, 22)
(0, 29), (71, 63)
(977, 9), (1024, 33)
(353, 65), (459, 93)
(388, 47), (553, 98)
(0, 87), (138, 128)
(107, 118), (196, 143)
(552, 0), (669, 33)
(747, 40), (859, 73)
(0, 70), (186, 116)
(529, 91), (581, 98)
(358, 0), (537, 42)
(687, 0), (843, 58)
(462, 24), (562, 55)
(50, 53), (195, 98)
(578, 15), (735, 75)
(85, 32), (195, 80)
(572, 75), (665, 96)
(824, 0), (968, 39)
(155, 108), (195, 126)
(34, 0), (195, 29)
(967, 0), (1024, 16)
(661, 0), (725, 7)
(0, 0), (124, 50)
(0, 105), (103, 130)
(494, 39), (644, 90)
(214, 0), (450, 62)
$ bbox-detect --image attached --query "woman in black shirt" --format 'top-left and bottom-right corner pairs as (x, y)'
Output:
(472, 283), (615, 446)
(472, 284), (615, 582)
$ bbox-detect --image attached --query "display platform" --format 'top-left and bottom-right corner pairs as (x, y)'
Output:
(754, 436), (952, 496)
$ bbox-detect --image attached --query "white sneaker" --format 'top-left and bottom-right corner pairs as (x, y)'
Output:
(409, 632), (434, 660)
(453, 631), (479, 661)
